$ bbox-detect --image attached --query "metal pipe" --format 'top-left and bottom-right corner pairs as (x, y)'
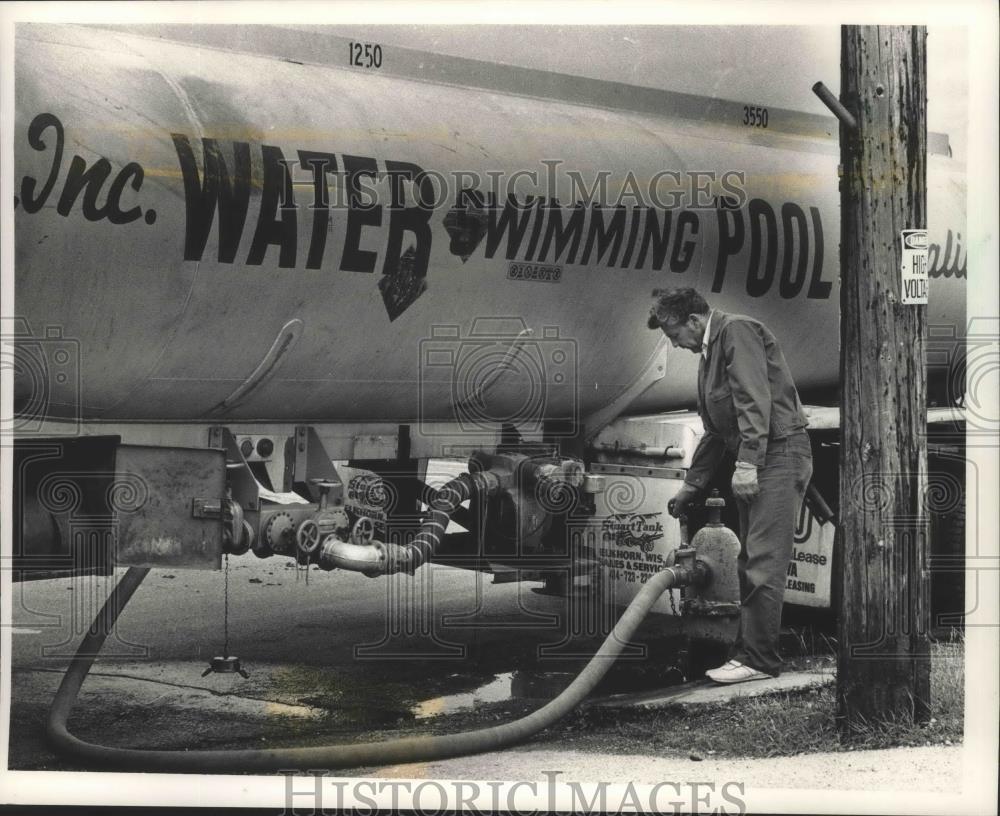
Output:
(47, 560), (705, 771)
(318, 539), (386, 574)
(812, 81), (858, 132)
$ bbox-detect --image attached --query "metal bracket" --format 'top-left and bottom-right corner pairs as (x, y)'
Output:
(293, 426), (343, 503)
(192, 498), (223, 519)
(588, 462), (687, 481)
(583, 342), (669, 441)
(209, 426), (261, 512)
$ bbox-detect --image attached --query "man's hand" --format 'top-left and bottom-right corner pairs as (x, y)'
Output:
(668, 484), (699, 518)
(731, 464), (760, 501)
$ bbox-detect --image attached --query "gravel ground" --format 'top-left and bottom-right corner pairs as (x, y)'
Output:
(370, 744), (964, 790)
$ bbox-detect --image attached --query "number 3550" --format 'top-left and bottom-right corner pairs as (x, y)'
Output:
(743, 105), (769, 128)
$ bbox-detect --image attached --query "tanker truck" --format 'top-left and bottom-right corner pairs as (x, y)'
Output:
(9, 24), (969, 636)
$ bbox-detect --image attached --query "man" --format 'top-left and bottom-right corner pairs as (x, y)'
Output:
(648, 287), (813, 684)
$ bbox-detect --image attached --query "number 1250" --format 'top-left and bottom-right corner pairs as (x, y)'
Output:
(349, 41), (382, 69)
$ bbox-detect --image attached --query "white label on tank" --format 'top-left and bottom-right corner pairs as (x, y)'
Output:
(901, 229), (929, 305)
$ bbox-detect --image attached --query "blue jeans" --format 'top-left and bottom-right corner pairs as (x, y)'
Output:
(731, 432), (813, 676)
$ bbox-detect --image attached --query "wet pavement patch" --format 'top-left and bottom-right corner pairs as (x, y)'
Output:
(412, 672), (515, 719)
(9, 633), (713, 769)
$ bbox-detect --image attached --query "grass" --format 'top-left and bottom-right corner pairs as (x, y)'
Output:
(546, 633), (964, 759)
(839, 631), (964, 751)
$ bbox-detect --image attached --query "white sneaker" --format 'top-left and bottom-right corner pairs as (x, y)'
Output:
(705, 660), (771, 684)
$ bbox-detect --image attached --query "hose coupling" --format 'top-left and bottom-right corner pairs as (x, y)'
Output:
(375, 541), (418, 576)
(663, 545), (711, 589)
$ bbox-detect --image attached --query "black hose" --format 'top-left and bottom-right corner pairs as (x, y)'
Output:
(47, 562), (693, 772)
(382, 471), (498, 574)
(418, 480), (475, 532)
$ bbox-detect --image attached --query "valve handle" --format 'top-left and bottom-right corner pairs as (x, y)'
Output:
(308, 478), (337, 510)
(308, 478), (339, 492)
(351, 517), (375, 546)
(296, 519), (323, 555)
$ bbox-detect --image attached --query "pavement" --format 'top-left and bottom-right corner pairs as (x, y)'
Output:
(13, 662), (330, 720)
(4, 557), (978, 811)
(6, 559), (653, 771)
(587, 669), (833, 711)
(8, 654), (963, 796)
(12, 655), (833, 726)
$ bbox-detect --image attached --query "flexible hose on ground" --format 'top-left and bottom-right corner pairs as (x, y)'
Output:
(47, 562), (692, 772)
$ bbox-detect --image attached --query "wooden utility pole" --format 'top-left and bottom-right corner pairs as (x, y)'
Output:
(835, 26), (931, 737)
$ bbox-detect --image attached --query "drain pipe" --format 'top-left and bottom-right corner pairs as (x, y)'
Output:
(319, 470), (500, 576)
(48, 555), (707, 772)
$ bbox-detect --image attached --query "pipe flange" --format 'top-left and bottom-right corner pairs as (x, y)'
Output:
(264, 511), (296, 554)
(376, 540), (415, 576)
(240, 519), (255, 554)
(223, 499), (250, 555)
(364, 540), (390, 577)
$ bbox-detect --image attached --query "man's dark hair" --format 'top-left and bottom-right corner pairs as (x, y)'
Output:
(647, 287), (710, 330)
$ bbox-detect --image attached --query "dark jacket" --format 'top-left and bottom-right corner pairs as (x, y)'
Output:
(684, 309), (809, 490)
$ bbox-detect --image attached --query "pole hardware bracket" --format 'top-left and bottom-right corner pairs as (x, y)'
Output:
(812, 81), (858, 133)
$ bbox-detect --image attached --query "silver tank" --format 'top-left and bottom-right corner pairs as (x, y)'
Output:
(14, 25), (967, 424)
